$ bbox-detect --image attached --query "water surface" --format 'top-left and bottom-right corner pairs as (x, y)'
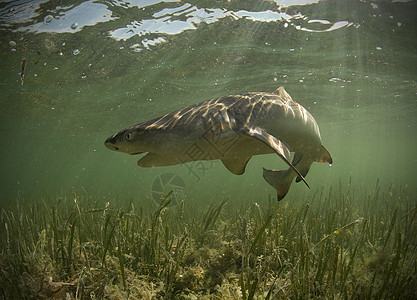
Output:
(0, 0), (416, 204)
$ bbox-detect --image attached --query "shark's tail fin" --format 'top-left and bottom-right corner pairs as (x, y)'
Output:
(263, 168), (294, 201)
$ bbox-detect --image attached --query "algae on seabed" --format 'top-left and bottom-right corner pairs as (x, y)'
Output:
(0, 181), (416, 299)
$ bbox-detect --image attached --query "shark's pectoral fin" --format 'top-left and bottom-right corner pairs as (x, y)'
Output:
(239, 126), (290, 160)
(137, 153), (158, 167)
(221, 155), (251, 175)
(316, 145), (333, 164)
(239, 127), (309, 188)
(138, 152), (180, 167)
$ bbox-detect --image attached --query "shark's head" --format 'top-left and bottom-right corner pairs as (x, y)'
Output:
(105, 126), (152, 155)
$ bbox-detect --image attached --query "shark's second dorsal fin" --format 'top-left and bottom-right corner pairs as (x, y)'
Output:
(239, 126), (310, 188)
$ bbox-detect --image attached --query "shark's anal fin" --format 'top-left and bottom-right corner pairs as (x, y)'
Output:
(239, 127), (310, 188)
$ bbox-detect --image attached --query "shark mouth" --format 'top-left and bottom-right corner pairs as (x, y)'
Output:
(130, 151), (145, 155)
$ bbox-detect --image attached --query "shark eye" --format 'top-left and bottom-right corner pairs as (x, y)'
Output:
(125, 132), (132, 140)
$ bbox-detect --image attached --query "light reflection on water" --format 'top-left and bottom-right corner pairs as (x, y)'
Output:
(2, 0), (352, 51)
(21, 1), (115, 34)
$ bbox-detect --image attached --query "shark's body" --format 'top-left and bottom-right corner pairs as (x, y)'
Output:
(105, 87), (332, 200)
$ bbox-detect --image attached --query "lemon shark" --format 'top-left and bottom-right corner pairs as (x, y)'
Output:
(105, 87), (332, 200)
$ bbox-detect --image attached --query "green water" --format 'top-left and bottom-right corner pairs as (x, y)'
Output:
(1, 1), (417, 298)
(0, 0), (416, 202)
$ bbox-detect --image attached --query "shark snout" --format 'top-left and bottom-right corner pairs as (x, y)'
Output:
(105, 136), (120, 151)
(104, 135), (144, 155)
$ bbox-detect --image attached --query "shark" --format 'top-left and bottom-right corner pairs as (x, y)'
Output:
(105, 86), (332, 200)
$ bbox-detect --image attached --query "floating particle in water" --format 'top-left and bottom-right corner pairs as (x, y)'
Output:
(20, 58), (27, 86)
(9, 40), (16, 47)
(376, 46), (382, 50)
(44, 15), (53, 23)
(58, 52), (63, 56)
(71, 23), (78, 30)
(73, 49), (80, 55)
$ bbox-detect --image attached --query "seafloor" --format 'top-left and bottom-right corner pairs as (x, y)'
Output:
(1, 182), (416, 299)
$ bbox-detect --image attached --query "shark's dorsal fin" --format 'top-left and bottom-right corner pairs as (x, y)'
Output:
(239, 127), (310, 188)
(274, 86), (292, 100)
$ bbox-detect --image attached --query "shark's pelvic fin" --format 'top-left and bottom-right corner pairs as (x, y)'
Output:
(239, 126), (309, 188)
